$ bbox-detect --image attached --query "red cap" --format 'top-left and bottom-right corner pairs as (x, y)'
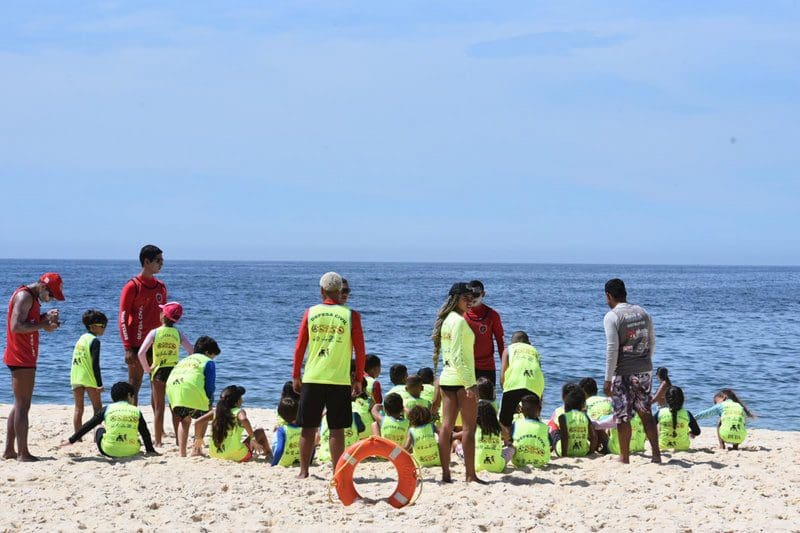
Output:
(39, 272), (65, 301)
(159, 301), (183, 323)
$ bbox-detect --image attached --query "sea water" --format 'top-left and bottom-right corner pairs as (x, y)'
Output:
(1, 260), (798, 430)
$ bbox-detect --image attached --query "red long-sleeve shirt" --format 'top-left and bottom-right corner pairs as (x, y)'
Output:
(464, 303), (505, 371)
(292, 299), (365, 383)
(118, 275), (167, 350)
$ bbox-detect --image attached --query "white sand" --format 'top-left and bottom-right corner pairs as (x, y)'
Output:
(1, 404), (799, 532)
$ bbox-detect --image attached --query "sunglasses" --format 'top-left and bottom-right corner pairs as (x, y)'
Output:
(90, 323), (107, 329)
(341, 288), (351, 295)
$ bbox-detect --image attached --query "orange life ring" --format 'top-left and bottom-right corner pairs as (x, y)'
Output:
(332, 436), (419, 508)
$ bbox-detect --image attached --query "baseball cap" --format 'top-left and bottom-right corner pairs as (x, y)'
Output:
(319, 272), (343, 292)
(448, 282), (472, 297)
(39, 272), (65, 301)
(158, 301), (183, 323)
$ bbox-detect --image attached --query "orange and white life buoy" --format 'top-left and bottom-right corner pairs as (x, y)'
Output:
(331, 436), (420, 508)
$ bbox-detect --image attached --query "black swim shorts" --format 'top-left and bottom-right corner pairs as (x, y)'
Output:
(296, 383), (353, 430)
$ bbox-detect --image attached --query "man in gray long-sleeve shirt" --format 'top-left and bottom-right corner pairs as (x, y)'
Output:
(603, 278), (661, 464)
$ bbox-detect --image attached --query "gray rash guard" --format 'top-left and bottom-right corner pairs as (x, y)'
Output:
(604, 303), (655, 381)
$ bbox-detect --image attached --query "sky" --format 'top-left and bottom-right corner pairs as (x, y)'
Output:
(1, 1), (798, 264)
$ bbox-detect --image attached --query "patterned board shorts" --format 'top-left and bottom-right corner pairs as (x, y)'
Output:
(611, 372), (652, 423)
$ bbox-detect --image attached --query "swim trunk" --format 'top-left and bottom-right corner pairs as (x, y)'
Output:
(296, 383), (352, 430)
(475, 369), (496, 384)
(439, 385), (464, 392)
(152, 366), (173, 383)
(6, 365), (35, 372)
(611, 372), (653, 423)
(172, 406), (209, 419)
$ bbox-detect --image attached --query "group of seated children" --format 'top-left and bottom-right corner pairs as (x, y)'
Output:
(62, 319), (755, 465)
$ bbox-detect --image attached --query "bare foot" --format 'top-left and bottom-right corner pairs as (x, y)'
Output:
(17, 454), (40, 462)
(466, 476), (488, 484)
(651, 455), (662, 464)
(2, 451), (18, 460)
(296, 471), (309, 479)
(618, 457), (630, 464)
(440, 473), (453, 483)
(190, 449), (204, 457)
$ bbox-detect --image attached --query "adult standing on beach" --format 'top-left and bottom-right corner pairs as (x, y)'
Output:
(3, 273), (64, 461)
(292, 272), (365, 478)
(432, 282), (484, 483)
(464, 280), (505, 384)
(119, 245), (167, 406)
(603, 278), (661, 464)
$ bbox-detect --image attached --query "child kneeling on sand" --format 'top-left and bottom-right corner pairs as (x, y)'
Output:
(166, 336), (221, 457)
(62, 381), (158, 458)
(657, 386), (701, 451)
(272, 397), (303, 467)
(200, 385), (271, 462)
(511, 394), (551, 468)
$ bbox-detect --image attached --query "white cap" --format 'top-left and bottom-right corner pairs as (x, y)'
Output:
(319, 272), (343, 292)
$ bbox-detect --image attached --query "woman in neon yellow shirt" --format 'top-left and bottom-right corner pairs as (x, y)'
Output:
(431, 282), (484, 484)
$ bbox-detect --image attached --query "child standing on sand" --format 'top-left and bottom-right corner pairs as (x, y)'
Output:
(70, 310), (107, 434)
(61, 382), (159, 458)
(165, 336), (220, 456)
(695, 388), (755, 450)
(272, 397), (303, 467)
(404, 405), (440, 467)
(138, 302), (194, 446)
(657, 386), (701, 451)
(202, 385), (271, 462)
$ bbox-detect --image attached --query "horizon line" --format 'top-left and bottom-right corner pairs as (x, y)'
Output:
(0, 257), (797, 268)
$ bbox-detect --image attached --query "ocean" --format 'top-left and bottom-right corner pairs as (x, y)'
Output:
(1, 260), (798, 430)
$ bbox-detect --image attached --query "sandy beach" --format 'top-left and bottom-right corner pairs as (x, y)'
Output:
(1, 404), (798, 532)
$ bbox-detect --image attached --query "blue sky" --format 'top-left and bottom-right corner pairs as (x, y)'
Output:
(1, 1), (798, 264)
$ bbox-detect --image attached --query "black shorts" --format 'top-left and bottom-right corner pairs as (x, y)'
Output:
(440, 385), (464, 392)
(152, 367), (173, 383)
(475, 369), (497, 384)
(296, 383), (352, 430)
(499, 388), (535, 428)
(6, 365), (35, 372)
(172, 406), (209, 419)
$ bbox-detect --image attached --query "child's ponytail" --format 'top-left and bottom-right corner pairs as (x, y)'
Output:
(665, 386), (684, 437)
(212, 385), (246, 450)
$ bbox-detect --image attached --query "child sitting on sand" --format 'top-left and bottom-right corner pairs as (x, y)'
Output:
(272, 397), (303, 467)
(364, 354), (383, 408)
(200, 385), (271, 462)
(547, 382), (580, 435)
(651, 367), (672, 408)
(404, 374), (431, 412)
(473, 400), (505, 473)
(579, 377), (611, 453)
(138, 301), (194, 447)
(477, 377), (499, 414)
(70, 309), (107, 434)
(417, 366), (436, 405)
(275, 381), (301, 429)
(555, 387), (597, 457)
(511, 393), (550, 467)
(387, 364), (410, 402)
(165, 336), (220, 457)
(351, 378), (373, 439)
(657, 386), (701, 451)
(695, 388), (755, 450)
(371, 392), (409, 446)
(61, 381), (159, 458)
(404, 405), (440, 467)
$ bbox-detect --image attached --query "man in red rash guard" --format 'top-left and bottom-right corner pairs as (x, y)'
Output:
(464, 280), (505, 385)
(3, 272), (64, 461)
(292, 272), (365, 479)
(119, 245), (167, 405)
